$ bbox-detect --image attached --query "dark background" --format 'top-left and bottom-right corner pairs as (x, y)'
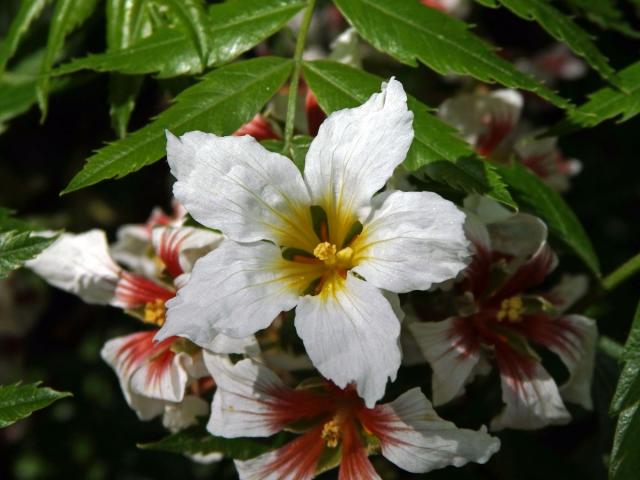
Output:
(1, 1), (639, 478)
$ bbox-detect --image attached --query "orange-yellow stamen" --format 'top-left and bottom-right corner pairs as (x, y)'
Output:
(144, 299), (166, 326)
(321, 419), (341, 448)
(497, 296), (523, 323)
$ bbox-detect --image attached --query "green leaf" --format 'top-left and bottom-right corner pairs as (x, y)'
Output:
(138, 424), (288, 460)
(302, 60), (515, 208)
(0, 382), (70, 428)
(262, 135), (311, 172)
(0, 230), (57, 278)
(609, 301), (640, 480)
(37, 0), (99, 118)
(474, 0), (621, 88)
(62, 56), (292, 194)
(106, 0), (150, 137)
(332, 0), (570, 109)
(0, 0), (50, 76)
(552, 59), (640, 134)
(564, 0), (640, 39)
(55, 0), (306, 78)
(494, 162), (599, 276)
(152, 0), (210, 67)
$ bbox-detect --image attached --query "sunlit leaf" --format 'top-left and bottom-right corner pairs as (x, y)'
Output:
(0, 231), (57, 279)
(62, 56), (293, 194)
(0, 382), (71, 428)
(0, 0), (50, 76)
(37, 0), (99, 118)
(475, 0), (622, 88)
(55, 0), (306, 78)
(333, 0), (570, 109)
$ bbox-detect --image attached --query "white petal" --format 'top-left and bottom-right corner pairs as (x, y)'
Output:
(371, 388), (500, 473)
(162, 395), (209, 433)
(463, 194), (512, 224)
(151, 225), (223, 275)
(487, 213), (549, 260)
(129, 350), (193, 403)
(464, 211), (491, 253)
(204, 354), (288, 437)
(409, 318), (481, 406)
(110, 224), (156, 277)
(100, 333), (165, 420)
(207, 334), (261, 357)
(303, 78), (414, 220)
(550, 315), (598, 410)
(157, 241), (300, 346)
(295, 273), (401, 407)
(166, 131), (312, 246)
(545, 274), (589, 313)
(353, 190), (469, 293)
(491, 361), (570, 430)
(27, 230), (121, 306)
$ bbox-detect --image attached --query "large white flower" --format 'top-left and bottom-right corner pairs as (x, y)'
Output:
(157, 79), (469, 407)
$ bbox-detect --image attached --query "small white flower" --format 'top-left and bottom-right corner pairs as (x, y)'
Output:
(157, 79), (470, 407)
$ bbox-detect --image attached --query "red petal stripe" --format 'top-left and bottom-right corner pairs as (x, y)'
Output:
(115, 272), (174, 308)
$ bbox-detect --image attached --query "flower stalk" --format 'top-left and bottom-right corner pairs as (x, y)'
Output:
(602, 251), (640, 292)
(282, 0), (317, 156)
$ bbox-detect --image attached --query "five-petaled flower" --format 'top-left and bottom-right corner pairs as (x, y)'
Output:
(409, 197), (597, 430)
(204, 355), (500, 479)
(156, 79), (470, 407)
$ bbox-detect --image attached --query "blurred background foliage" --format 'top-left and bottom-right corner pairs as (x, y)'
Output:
(0, 0), (639, 478)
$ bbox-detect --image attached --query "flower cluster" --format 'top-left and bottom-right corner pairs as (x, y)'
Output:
(29, 78), (597, 478)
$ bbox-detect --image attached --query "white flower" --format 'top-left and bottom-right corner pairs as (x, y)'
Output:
(204, 354), (500, 479)
(157, 79), (470, 407)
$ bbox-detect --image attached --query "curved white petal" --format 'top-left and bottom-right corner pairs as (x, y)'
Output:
(545, 274), (589, 313)
(162, 395), (209, 433)
(409, 318), (481, 405)
(370, 388), (500, 473)
(27, 230), (121, 306)
(303, 78), (414, 220)
(492, 361), (570, 430)
(295, 273), (401, 407)
(129, 350), (193, 403)
(151, 225), (223, 276)
(463, 194), (512, 224)
(550, 315), (598, 410)
(100, 333), (166, 420)
(204, 354), (288, 438)
(487, 213), (549, 261)
(157, 241), (300, 346)
(353, 190), (469, 293)
(110, 224), (156, 277)
(167, 131), (313, 247)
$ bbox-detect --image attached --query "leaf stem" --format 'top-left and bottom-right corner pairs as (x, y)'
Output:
(282, 0), (316, 156)
(602, 252), (640, 292)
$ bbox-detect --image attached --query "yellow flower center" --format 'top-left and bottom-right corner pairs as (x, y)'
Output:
(497, 296), (523, 323)
(144, 299), (166, 326)
(313, 242), (354, 269)
(321, 419), (341, 448)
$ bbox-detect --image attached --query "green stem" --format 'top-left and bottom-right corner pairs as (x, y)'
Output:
(282, 0), (316, 156)
(602, 252), (640, 292)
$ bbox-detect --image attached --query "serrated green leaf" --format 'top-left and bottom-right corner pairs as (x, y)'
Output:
(474, 0), (621, 88)
(0, 0), (50, 76)
(332, 0), (570, 109)
(552, 60), (640, 134)
(152, 0), (210, 67)
(302, 60), (515, 208)
(0, 382), (71, 428)
(0, 80), (38, 133)
(138, 424), (288, 460)
(564, 0), (640, 39)
(37, 0), (99, 118)
(0, 230), (57, 278)
(55, 0), (306, 78)
(62, 56), (292, 194)
(609, 300), (640, 480)
(106, 0), (150, 137)
(494, 162), (599, 275)
(0, 208), (32, 232)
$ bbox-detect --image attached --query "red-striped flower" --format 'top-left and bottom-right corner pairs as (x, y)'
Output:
(205, 355), (500, 479)
(409, 197), (597, 430)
